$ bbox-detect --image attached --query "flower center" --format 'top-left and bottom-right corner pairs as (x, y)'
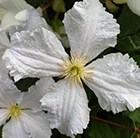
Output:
(60, 54), (91, 86)
(9, 105), (21, 117)
(69, 65), (82, 77)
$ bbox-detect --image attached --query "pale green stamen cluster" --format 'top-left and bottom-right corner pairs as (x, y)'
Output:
(60, 54), (91, 86)
(8, 105), (21, 118)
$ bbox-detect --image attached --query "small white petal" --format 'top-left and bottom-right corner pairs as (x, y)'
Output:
(63, 0), (120, 62)
(1, 12), (20, 30)
(3, 117), (28, 138)
(0, 29), (10, 48)
(20, 77), (55, 110)
(15, 9), (28, 21)
(84, 53), (140, 113)
(0, 65), (12, 84)
(0, 70), (20, 107)
(21, 111), (52, 138)
(9, 8), (44, 36)
(0, 0), (32, 30)
(0, 8), (7, 20)
(0, 109), (9, 125)
(127, 0), (140, 16)
(0, 29), (10, 69)
(41, 79), (90, 137)
(3, 28), (68, 81)
(0, 0), (31, 13)
(23, 9), (44, 29)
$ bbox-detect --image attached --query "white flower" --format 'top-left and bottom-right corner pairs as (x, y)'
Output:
(127, 0), (140, 16)
(0, 67), (53, 138)
(0, 0), (32, 30)
(3, 0), (140, 137)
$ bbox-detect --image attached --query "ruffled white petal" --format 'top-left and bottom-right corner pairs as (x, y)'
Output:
(3, 117), (28, 138)
(20, 77), (55, 111)
(40, 79), (90, 137)
(84, 53), (140, 113)
(63, 0), (120, 62)
(3, 28), (68, 81)
(0, 109), (9, 125)
(127, 0), (140, 16)
(21, 111), (52, 138)
(0, 0), (31, 13)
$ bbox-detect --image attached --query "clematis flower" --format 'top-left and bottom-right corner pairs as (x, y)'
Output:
(3, 0), (140, 136)
(127, 0), (140, 16)
(0, 67), (53, 138)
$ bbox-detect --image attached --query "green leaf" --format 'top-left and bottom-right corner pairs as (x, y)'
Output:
(131, 53), (140, 66)
(86, 114), (136, 138)
(25, 0), (47, 8)
(124, 108), (140, 124)
(116, 35), (140, 52)
(87, 120), (119, 138)
(118, 5), (140, 37)
(15, 78), (39, 91)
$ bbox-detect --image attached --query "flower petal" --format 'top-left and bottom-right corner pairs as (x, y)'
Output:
(0, 0), (31, 13)
(0, 8), (7, 20)
(40, 79), (90, 137)
(3, 28), (68, 81)
(21, 111), (52, 138)
(1, 12), (21, 30)
(63, 0), (120, 62)
(0, 29), (10, 48)
(0, 65), (11, 83)
(84, 53), (140, 113)
(0, 109), (9, 125)
(127, 0), (140, 16)
(9, 9), (44, 36)
(18, 9), (43, 29)
(3, 117), (28, 138)
(0, 29), (10, 69)
(20, 77), (55, 110)
(0, 67), (20, 107)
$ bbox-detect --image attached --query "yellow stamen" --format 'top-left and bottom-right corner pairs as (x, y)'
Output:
(9, 105), (21, 118)
(60, 54), (92, 86)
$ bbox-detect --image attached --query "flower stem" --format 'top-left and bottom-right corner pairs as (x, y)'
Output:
(42, 0), (53, 12)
